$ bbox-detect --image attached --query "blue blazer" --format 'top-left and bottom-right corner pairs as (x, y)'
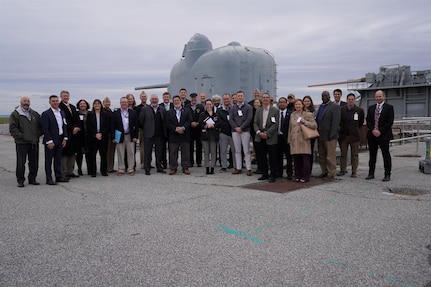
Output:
(41, 108), (67, 145)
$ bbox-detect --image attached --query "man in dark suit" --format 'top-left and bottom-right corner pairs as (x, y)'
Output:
(41, 95), (69, 185)
(337, 93), (365, 178)
(366, 90), (394, 181)
(316, 90), (341, 179)
(276, 97), (293, 180)
(253, 93), (279, 183)
(59, 90), (81, 179)
(185, 93), (204, 167)
(166, 95), (192, 175)
(111, 96), (139, 176)
(333, 88), (347, 107)
(179, 88), (191, 107)
(159, 92), (174, 169)
(139, 94), (167, 175)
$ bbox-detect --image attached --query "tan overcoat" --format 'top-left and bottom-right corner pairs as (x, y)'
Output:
(288, 111), (317, 155)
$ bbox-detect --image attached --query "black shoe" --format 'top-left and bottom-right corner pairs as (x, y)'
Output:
(29, 181), (40, 185)
(227, 164), (233, 169)
(365, 174), (374, 180)
(67, 173), (79, 178)
(91, 174), (96, 177)
(220, 168), (227, 172)
(46, 180), (57, 185)
(78, 169), (83, 176)
(101, 173), (108, 176)
(287, 175), (293, 180)
(206, 167), (210, 175)
(18, 182), (24, 187)
(382, 175), (390, 182)
(254, 170), (262, 174)
(317, 173), (328, 178)
(145, 171), (151, 175)
(56, 177), (69, 183)
(258, 175), (269, 180)
(268, 177), (276, 183)
(210, 168), (214, 174)
(157, 170), (166, 174)
(197, 163), (202, 167)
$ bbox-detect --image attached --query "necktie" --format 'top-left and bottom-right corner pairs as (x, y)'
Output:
(67, 104), (72, 114)
(374, 104), (380, 130)
(280, 111), (285, 133)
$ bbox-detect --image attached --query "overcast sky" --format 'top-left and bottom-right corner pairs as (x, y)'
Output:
(1, 0), (430, 114)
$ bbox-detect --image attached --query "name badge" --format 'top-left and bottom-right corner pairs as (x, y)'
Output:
(354, 112), (359, 121)
(227, 115), (230, 121)
(125, 117), (129, 124)
(79, 115), (84, 121)
(238, 110), (243, 117)
(63, 118), (67, 125)
(297, 117), (302, 123)
(271, 116), (276, 123)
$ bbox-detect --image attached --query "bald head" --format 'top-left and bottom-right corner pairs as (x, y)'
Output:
(20, 96), (30, 110)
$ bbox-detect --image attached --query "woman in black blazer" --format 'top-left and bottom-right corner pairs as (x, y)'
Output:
(199, 99), (220, 174)
(87, 99), (110, 177)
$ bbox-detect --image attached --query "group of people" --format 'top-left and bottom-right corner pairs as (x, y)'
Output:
(9, 87), (394, 187)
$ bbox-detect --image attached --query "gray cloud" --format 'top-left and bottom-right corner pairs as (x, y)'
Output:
(1, 0), (430, 114)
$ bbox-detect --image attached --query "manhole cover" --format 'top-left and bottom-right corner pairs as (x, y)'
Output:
(387, 187), (429, 196)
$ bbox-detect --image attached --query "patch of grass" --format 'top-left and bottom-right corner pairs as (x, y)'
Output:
(0, 117), (9, 124)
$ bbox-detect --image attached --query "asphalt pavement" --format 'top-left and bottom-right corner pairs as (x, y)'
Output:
(1, 124), (431, 287)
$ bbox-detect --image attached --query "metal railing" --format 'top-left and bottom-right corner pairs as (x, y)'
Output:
(390, 117), (431, 156)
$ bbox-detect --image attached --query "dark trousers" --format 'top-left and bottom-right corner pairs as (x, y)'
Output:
(169, 141), (190, 171)
(189, 136), (202, 166)
(276, 135), (293, 177)
(143, 137), (164, 172)
(368, 135), (391, 176)
(88, 138), (108, 175)
(256, 140), (278, 179)
(76, 150), (90, 174)
(161, 138), (168, 169)
(45, 144), (63, 182)
(16, 143), (39, 184)
(294, 154), (311, 181)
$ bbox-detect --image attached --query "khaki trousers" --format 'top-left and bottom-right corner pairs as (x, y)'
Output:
(339, 137), (359, 173)
(117, 134), (135, 173)
(318, 139), (337, 176)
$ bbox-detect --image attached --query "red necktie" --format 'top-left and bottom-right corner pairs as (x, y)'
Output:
(374, 104), (380, 130)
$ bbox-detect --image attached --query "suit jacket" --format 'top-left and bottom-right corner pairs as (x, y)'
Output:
(166, 107), (192, 143)
(253, 106), (279, 145)
(339, 105), (365, 142)
(159, 102), (174, 111)
(86, 110), (111, 141)
(111, 108), (139, 143)
(316, 101), (341, 140)
(278, 108), (292, 140)
(185, 103), (204, 138)
(41, 108), (67, 145)
(59, 102), (80, 155)
(139, 105), (167, 138)
(366, 102), (394, 141)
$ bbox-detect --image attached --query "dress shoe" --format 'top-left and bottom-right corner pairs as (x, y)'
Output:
(117, 171), (124, 176)
(157, 170), (166, 174)
(46, 181), (57, 185)
(56, 177), (69, 183)
(210, 168), (214, 174)
(382, 175), (391, 182)
(91, 174), (96, 177)
(17, 182), (24, 187)
(253, 170), (262, 174)
(268, 177), (276, 183)
(78, 169), (83, 176)
(232, 169), (242, 174)
(145, 171), (151, 175)
(183, 169), (190, 175)
(227, 164), (233, 169)
(351, 172), (357, 178)
(197, 164), (202, 167)
(220, 168), (227, 172)
(169, 169), (176, 175)
(128, 171), (135, 176)
(101, 173), (108, 176)
(365, 174), (374, 180)
(29, 181), (40, 185)
(336, 171), (346, 176)
(206, 167), (210, 175)
(246, 170), (252, 176)
(67, 173), (79, 178)
(287, 175), (293, 180)
(258, 175), (269, 180)
(317, 173), (328, 178)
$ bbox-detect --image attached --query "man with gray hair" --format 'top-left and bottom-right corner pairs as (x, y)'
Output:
(212, 94), (222, 113)
(9, 96), (42, 187)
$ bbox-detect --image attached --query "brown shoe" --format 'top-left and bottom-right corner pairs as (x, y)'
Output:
(336, 171), (346, 176)
(128, 171), (135, 176)
(169, 169), (176, 175)
(183, 169), (190, 175)
(351, 172), (357, 178)
(246, 170), (252, 176)
(232, 169), (242, 174)
(117, 171), (124, 176)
